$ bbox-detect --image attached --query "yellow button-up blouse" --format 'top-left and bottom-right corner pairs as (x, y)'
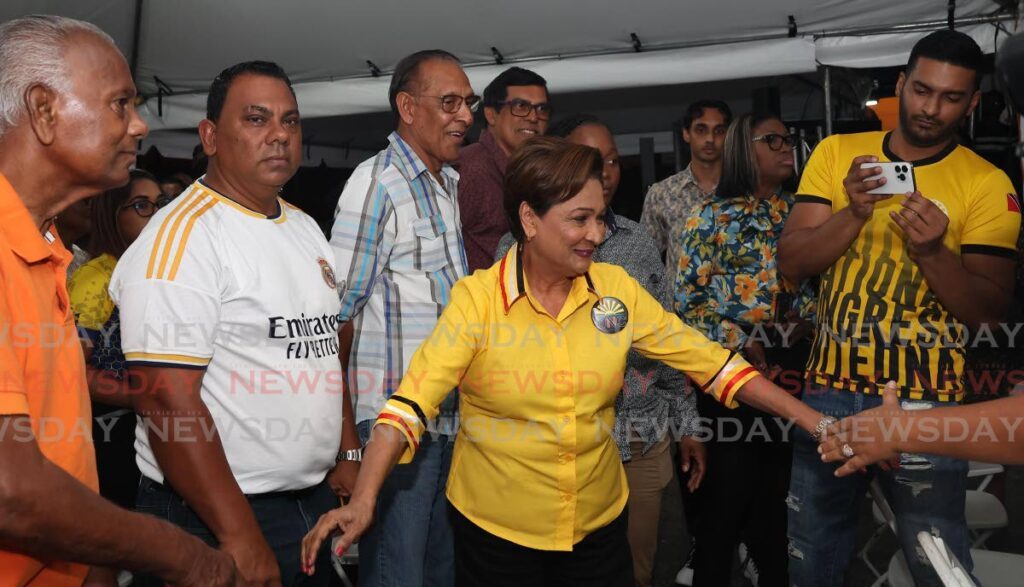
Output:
(375, 246), (757, 551)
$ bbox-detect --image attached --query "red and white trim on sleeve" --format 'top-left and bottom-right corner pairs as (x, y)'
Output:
(708, 354), (758, 408)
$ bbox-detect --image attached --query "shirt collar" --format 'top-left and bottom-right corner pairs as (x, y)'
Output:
(679, 165), (698, 188)
(388, 131), (460, 184)
(0, 173), (64, 264)
(681, 164), (717, 197)
(498, 244), (599, 316)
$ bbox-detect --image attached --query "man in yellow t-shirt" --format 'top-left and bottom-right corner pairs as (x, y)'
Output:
(779, 30), (1020, 587)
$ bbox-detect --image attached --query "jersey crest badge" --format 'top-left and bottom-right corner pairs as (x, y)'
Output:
(318, 258), (337, 289)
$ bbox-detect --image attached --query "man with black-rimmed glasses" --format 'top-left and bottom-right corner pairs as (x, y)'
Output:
(458, 66), (550, 272)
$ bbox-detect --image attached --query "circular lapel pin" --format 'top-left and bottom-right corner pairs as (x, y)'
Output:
(591, 296), (628, 334)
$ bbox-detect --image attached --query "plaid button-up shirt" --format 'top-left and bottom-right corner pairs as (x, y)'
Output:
(331, 132), (467, 428)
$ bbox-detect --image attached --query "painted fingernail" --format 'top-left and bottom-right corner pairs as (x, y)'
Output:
(817, 445), (823, 454)
(336, 546), (346, 556)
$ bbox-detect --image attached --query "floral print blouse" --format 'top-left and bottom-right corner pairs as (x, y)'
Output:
(673, 191), (816, 352)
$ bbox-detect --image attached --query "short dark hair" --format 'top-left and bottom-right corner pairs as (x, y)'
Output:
(546, 113), (606, 138)
(482, 67), (548, 109)
(159, 175), (186, 188)
(388, 50), (461, 119)
(89, 168), (159, 258)
(907, 30), (985, 89)
(206, 61), (295, 122)
(504, 137), (602, 243)
(716, 112), (782, 200)
(682, 99), (732, 130)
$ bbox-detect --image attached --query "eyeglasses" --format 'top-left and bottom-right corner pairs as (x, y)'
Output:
(416, 94), (481, 114)
(121, 196), (174, 218)
(496, 99), (552, 120)
(752, 133), (798, 151)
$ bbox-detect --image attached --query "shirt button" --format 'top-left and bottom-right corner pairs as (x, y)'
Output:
(562, 415), (570, 423)
(561, 493), (571, 502)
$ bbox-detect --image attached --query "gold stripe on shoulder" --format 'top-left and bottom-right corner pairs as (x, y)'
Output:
(167, 198), (218, 281)
(147, 189), (201, 278)
(155, 194), (209, 279)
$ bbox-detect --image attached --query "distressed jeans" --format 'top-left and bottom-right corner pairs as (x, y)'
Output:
(787, 385), (970, 587)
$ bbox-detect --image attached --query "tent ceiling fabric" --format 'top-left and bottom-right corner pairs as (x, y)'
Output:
(140, 36), (818, 131)
(126, 0), (998, 92)
(0, 0), (1012, 130)
(816, 22), (1001, 68)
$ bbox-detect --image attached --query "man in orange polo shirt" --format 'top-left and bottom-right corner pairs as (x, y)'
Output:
(0, 15), (234, 586)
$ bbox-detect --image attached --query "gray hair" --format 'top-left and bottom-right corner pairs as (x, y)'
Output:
(0, 15), (115, 138)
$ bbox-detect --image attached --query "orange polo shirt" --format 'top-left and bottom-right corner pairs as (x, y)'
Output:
(0, 173), (97, 585)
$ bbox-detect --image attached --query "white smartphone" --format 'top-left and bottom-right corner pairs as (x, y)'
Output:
(860, 161), (916, 195)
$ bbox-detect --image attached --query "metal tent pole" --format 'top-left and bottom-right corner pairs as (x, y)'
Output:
(824, 66), (833, 136)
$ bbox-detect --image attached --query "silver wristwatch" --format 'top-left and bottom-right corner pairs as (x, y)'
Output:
(336, 448), (363, 463)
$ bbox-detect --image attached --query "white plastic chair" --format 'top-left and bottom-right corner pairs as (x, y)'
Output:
(916, 531), (1024, 587)
(916, 531), (975, 586)
(860, 462), (1007, 577)
(968, 461), (1003, 492)
(871, 481), (1024, 586)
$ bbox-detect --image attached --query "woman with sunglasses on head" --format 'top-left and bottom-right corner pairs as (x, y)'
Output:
(674, 113), (817, 587)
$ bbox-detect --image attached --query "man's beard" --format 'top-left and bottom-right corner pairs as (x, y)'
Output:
(898, 97), (961, 148)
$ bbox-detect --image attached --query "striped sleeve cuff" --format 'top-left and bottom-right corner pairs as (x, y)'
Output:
(794, 194), (832, 206)
(704, 354), (759, 409)
(374, 396), (427, 464)
(124, 352), (212, 370)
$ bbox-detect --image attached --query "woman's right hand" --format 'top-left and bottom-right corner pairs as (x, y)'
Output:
(300, 499), (374, 575)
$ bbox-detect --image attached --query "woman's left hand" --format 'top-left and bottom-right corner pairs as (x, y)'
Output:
(301, 499), (374, 575)
(818, 382), (903, 476)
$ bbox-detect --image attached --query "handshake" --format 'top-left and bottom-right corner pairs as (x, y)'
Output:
(816, 381), (909, 477)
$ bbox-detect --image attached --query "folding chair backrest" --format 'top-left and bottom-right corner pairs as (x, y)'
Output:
(916, 531), (975, 587)
(868, 479), (898, 535)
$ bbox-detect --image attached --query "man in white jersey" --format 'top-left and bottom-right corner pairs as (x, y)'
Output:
(112, 61), (361, 585)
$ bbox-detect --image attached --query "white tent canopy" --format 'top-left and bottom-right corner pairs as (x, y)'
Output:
(2, 0), (1017, 156)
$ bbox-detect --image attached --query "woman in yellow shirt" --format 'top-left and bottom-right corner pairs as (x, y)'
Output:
(302, 137), (832, 585)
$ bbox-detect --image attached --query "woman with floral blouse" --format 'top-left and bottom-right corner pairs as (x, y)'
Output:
(674, 113), (816, 587)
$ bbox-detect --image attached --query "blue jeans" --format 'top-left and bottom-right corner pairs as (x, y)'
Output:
(787, 385), (970, 587)
(357, 420), (455, 587)
(134, 476), (336, 586)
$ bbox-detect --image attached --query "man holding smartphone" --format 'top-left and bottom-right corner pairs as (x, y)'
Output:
(778, 30), (1020, 586)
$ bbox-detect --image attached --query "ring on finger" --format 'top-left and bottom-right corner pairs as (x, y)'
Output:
(841, 443), (855, 458)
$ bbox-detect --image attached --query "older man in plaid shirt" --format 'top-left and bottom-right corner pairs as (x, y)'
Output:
(330, 49), (476, 587)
